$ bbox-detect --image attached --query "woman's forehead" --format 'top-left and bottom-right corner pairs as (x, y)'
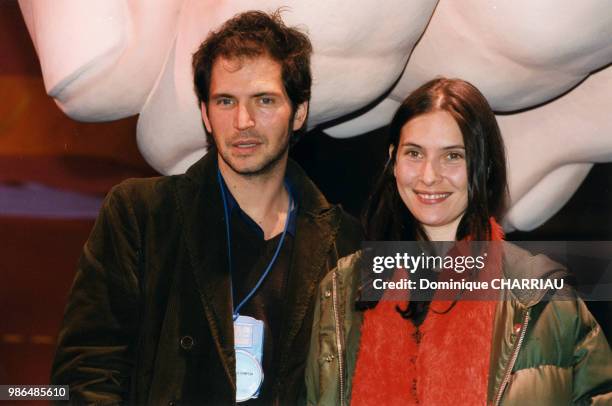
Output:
(399, 111), (464, 148)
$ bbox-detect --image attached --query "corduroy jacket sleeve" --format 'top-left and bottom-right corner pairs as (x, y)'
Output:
(51, 183), (142, 404)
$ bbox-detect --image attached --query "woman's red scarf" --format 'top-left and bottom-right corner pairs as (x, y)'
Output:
(351, 219), (504, 406)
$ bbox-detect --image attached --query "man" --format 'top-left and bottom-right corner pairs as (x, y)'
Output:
(51, 11), (361, 405)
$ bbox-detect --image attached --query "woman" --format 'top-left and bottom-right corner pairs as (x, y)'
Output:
(305, 78), (612, 405)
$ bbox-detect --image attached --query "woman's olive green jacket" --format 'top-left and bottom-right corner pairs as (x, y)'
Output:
(305, 243), (612, 405)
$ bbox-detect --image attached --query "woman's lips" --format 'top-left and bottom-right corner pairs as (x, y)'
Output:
(415, 191), (451, 204)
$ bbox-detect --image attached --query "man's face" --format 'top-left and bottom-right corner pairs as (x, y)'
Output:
(201, 55), (308, 177)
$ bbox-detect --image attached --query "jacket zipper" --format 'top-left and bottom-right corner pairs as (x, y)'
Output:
(331, 271), (346, 406)
(493, 309), (530, 406)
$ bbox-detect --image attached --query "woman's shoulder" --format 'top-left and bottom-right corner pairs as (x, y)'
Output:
(501, 242), (573, 306)
(502, 242), (569, 283)
(502, 242), (566, 278)
(319, 250), (365, 288)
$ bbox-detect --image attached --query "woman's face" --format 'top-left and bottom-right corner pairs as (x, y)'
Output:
(393, 110), (468, 241)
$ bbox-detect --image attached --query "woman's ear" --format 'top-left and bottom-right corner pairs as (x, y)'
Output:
(388, 145), (396, 176)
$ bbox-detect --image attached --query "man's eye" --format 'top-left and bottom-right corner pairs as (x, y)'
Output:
(259, 96), (274, 105)
(216, 98), (234, 106)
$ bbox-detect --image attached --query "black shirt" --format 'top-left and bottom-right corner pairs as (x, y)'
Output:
(220, 175), (297, 404)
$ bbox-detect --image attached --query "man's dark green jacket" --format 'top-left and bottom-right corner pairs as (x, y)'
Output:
(51, 153), (362, 405)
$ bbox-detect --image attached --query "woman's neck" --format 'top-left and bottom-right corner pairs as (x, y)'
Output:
(422, 215), (462, 241)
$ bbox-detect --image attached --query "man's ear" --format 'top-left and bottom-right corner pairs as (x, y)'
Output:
(292, 101), (308, 131)
(201, 102), (212, 133)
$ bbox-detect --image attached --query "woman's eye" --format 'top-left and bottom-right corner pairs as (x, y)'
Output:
(446, 152), (464, 160)
(406, 150), (422, 159)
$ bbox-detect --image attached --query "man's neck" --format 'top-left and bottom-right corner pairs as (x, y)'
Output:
(218, 158), (290, 240)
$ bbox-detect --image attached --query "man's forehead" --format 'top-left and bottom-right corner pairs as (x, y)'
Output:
(209, 55), (286, 95)
(213, 54), (280, 74)
(215, 56), (249, 73)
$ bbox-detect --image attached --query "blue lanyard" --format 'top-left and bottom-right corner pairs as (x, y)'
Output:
(217, 169), (293, 321)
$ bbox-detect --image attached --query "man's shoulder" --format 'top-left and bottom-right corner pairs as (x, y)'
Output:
(101, 173), (204, 225)
(108, 175), (179, 207)
(108, 152), (214, 203)
(335, 209), (363, 243)
(285, 159), (332, 215)
(285, 159), (361, 229)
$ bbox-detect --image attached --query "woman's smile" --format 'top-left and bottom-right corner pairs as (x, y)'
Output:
(394, 110), (468, 240)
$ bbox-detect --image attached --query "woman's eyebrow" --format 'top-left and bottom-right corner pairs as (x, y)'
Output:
(399, 143), (465, 150)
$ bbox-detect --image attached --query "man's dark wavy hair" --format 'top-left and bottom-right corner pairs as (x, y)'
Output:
(192, 10), (312, 110)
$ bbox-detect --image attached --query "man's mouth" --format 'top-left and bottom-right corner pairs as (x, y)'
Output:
(231, 139), (262, 150)
(414, 191), (451, 204)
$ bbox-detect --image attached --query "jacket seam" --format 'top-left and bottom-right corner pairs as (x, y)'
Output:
(511, 364), (573, 371)
(575, 321), (601, 352)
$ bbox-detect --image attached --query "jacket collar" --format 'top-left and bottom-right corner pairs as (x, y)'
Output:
(176, 152), (341, 389)
(502, 242), (569, 308)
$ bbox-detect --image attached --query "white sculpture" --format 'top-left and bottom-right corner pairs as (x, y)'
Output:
(18, 0), (612, 231)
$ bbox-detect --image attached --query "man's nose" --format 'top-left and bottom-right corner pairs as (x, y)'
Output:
(234, 103), (255, 130)
(420, 159), (442, 185)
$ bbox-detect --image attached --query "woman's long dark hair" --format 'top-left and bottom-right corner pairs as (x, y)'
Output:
(361, 78), (508, 322)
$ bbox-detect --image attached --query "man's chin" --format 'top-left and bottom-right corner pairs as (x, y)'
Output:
(232, 165), (267, 176)
(223, 158), (284, 178)
(220, 147), (289, 178)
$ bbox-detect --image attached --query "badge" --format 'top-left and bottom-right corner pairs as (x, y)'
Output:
(234, 315), (264, 402)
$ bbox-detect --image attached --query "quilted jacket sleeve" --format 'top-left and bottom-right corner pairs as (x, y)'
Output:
(50, 183), (142, 404)
(572, 298), (612, 405)
(306, 265), (349, 406)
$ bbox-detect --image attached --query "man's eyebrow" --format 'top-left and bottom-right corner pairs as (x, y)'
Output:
(210, 93), (234, 99)
(252, 91), (283, 97)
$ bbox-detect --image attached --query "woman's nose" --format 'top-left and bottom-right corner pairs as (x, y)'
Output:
(420, 159), (442, 185)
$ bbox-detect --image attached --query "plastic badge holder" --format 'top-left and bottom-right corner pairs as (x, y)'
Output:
(234, 315), (265, 402)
